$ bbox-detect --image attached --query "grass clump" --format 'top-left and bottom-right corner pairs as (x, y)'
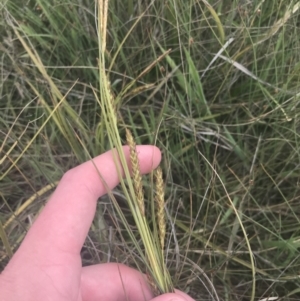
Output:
(1, 0), (300, 300)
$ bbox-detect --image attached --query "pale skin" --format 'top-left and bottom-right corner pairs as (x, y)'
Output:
(0, 145), (195, 301)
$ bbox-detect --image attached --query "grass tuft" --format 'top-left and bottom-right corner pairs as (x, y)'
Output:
(1, 0), (300, 300)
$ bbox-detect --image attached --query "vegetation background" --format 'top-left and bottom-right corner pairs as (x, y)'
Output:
(1, 0), (300, 300)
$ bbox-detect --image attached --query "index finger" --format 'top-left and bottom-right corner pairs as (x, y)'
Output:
(18, 145), (161, 258)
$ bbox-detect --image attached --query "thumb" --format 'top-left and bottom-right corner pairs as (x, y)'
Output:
(151, 290), (196, 301)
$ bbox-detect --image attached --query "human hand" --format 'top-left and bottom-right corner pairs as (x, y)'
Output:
(0, 145), (195, 301)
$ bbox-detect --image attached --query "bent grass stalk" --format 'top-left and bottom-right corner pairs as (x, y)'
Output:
(96, 0), (173, 295)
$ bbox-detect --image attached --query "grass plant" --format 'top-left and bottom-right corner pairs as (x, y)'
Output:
(1, 0), (300, 300)
(96, 0), (173, 294)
